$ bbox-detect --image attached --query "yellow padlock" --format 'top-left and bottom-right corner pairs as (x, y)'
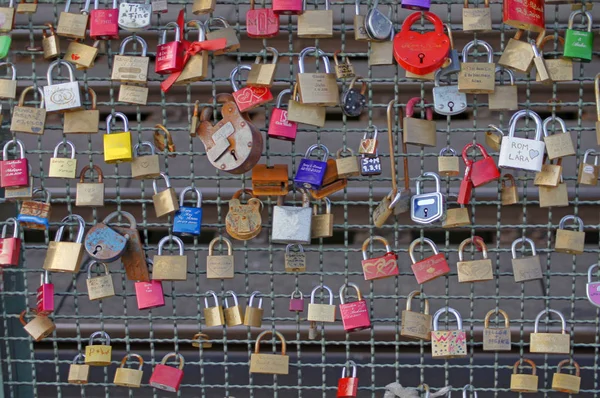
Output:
(103, 112), (132, 164)
(552, 359), (581, 394)
(85, 331), (112, 366)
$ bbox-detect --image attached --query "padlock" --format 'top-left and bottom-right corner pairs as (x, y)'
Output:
(411, 172), (444, 224)
(85, 261), (115, 301)
(297, 0), (332, 38)
(0, 34), (11, 59)
(287, 82), (326, 127)
(536, 156), (562, 188)
(89, 0), (118, 39)
(173, 186), (202, 236)
(462, 385), (478, 397)
(114, 354), (144, 388)
(503, 0), (544, 32)
(246, 0), (279, 38)
(536, 36), (573, 83)
(173, 21), (210, 85)
(130, 142), (160, 180)
(289, 289), (305, 312)
(10, 86), (46, 134)
(401, 0), (429, 12)
(273, 0), (302, 15)
(462, 0), (491, 31)
(85, 331), (112, 366)
(247, 47), (278, 87)
(111, 35), (149, 84)
(153, 124), (175, 156)
(361, 236), (398, 280)
(149, 353), (185, 392)
(152, 0), (167, 13)
(152, 172), (179, 217)
(84, 213), (129, 263)
(310, 158), (348, 199)
(295, 144), (329, 190)
(36, 271), (54, 315)
(510, 358), (539, 392)
(64, 88), (100, 134)
(76, 165), (105, 207)
(564, 10), (593, 62)
(0, 218), (20, 267)
(482, 309), (511, 351)
(369, 30), (394, 67)
(118, 83), (148, 105)
(511, 237), (542, 282)
(42, 214), (85, 272)
(440, 23), (461, 76)
(403, 98), (436, 147)
(64, 39), (99, 70)
(250, 330), (289, 374)
(530, 39), (551, 84)
(337, 361), (358, 398)
(432, 71), (467, 116)
(0, 61), (16, 99)
(458, 40), (495, 94)
(204, 290), (225, 327)
(401, 291), (432, 340)
(285, 244), (306, 272)
(335, 148), (360, 178)
(244, 291), (264, 327)
(48, 141), (77, 179)
(365, 0), (393, 39)
(118, 0), (152, 31)
(224, 291), (244, 326)
(193, 0), (214, 14)
(268, 89), (297, 141)
(102, 211), (148, 282)
(501, 174), (519, 205)
(4, 168), (33, 201)
(230, 65), (273, 112)
(393, 12), (450, 75)
(485, 124), (504, 151)
(431, 307), (467, 359)
(442, 206), (470, 228)
(488, 67), (518, 111)
(498, 110), (545, 172)
(498, 30), (544, 73)
(135, 277), (165, 310)
(152, 236), (188, 281)
(361, 151), (382, 176)
(205, 17), (240, 54)
(555, 215), (585, 254)
(251, 164), (289, 197)
(206, 238), (235, 279)
(333, 50), (355, 79)
(20, 309), (55, 341)
(311, 198), (333, 239)
(68, 354), (89, 384)
(104, 112), (132, 163)
(155, 22), (184, 74)
(457, 236), (493, 283)
(358, 126), (378, 156)
(587, 263), (600, 307)
(226, 189), (263, 240)
(339, 283), (371, 332)
(552, 360), (581, 394)
(189, 100), (200, 137)
(530, 308), (570, 354)
(438, 147), (460, 177)
(41, 23), (60, 60)
(340, 76), (366, 118)
(1, 139), (28, 187)
(272, 191), (312, 244)
(542, 116), (575, 160)
(578, 149), (599, 186)
(18, 188), (51, 230)
(43, 60), (81, 113)
(191, 332), (212, 348)
(307, 285), (336, 322)
(57, 0), (89, 39)
(408, 238), (450, 284)
(539, 174), (569, 208)
(296, 47), (339, 107)
(0, 0), (14, 33)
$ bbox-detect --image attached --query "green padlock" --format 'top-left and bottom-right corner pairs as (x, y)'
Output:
(564, 10), (593, 62)
(0, 35), (11, 59)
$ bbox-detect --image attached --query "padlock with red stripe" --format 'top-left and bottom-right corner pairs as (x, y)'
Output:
(36, 271), (54, 316)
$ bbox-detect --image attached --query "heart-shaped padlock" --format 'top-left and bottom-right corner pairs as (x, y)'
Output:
(341, 76), (367, 117)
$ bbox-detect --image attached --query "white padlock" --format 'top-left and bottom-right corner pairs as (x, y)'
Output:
(498, 109), (545, 172)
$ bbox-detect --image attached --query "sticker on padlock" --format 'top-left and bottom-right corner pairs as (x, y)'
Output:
(499, 110), (545, 172)
(0, 218), (21, 267)
(361, 236), (398, 281)
(530, 308), (570, 354)
(433, 71), (467, 116)
(43, 214), (85, 273)
(339, 283), (371, 332)
(118, 0), (152, 31)
(431, 307), (467, 359)
(43, 59), (81, 113)
(511, 237), (543, 282)
(173, 186), (203, 236)
(482, 309), (511, 351)
(411, 172), (444, 224)
(408, 237), (450, 284)
(586, 263), (600, 308)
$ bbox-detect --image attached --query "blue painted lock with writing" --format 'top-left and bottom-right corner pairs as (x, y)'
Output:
(173, 186), (203, 236)
(294, 144), (329, 190)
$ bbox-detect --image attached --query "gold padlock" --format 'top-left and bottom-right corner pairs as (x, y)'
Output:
(510, 358), (539, 393)
(207, 237), (235, 279)
(225, 189), (263, 241)
(458, 40), (496, 94)
(114, 354), (144, 388)
(20, 309), (55, 341)
(191, 332), (213, 348)
(56, 0), (89, 40)
(0, 61), (16, 99)
(250, 330), (289, 375)
(131, 141), (161, 179)
(154, 124), (175, 157)
(224, 291), (244, 326)
(534, 157), (562, 187)
(442, 206), (470, 228)
(64, 88), (100, 134)
(311, 198), (333, 239)
(111, 35), (150, 84)
(43, 214), (86, 273)
(307, 285), (336, 322)
(353, 1), (369, 41)
(42, 23), (60, 60)
(297, 47), (339, 107)
(0, 0), (15, 33)
(297, 0), (332, 38)
(498, 29), (545, 73)
(438, 147), (460, 177)
(247, 47), (278, 88)
(401, 291), (432, 341)
(539, 176), (568, 208)
(243, 291), (264, 328)
(501, 174), (519, 205)
(176, 21), (209, 85)
(537, 36), (573, 83)
(85, 261), (115, 301)
(76, 165), (105, 207)
(152, 172), (179, 217)
(369, 34), (394, 66)
(485, 124), (504, 151)
(152, 236), (188, 281)
(64, 39), (99, 70)
(11, 86), (46, 135)
(530, 308), (570, 354)
(488, 67), (519, 111)
(118, 84), (149, 105)
(16, 0), (37, 14)
(335, 148), (360, 178)
(431, 307), (467, 359)
(192, 0), (215, 14)
(511, 237), (543, 282)
(403, 97), (436, 147)
(543, 116), (575, 160)
(578, 149), (599, 186)
(204, 290), (225, 327)
(552, 359), (581, 394)
(85, 331), (112, 366)
(287, 82), (326, 127)
(333, 50), (355, 79)
(285, 243), (306, 272)
(190, 100), (199, 137)
(482, 309), (511, 351)
(462, 0), (491, 31)
(457, 236), (494, 283)
(68, 354), (89, 384)
(48, 140), (77, 179)
(205, 17), (240, 55)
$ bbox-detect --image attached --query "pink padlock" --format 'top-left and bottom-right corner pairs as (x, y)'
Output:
(339, 283), (371, 332)
(135, 280), (165, 310)
(1, 140), (29, 188)
(149, 353), (185, 392)
(289, 289), (304, 312)
(587, 264), (600, 308)
(0, 218), (21, 267)
(36, 271), (54, 316)
(269, 89), (298, 141)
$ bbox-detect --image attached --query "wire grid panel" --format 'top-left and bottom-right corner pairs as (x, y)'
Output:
(2, 0), (600, 397)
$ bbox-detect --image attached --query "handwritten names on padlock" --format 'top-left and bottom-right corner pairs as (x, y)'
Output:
(483, 328), (510, 350)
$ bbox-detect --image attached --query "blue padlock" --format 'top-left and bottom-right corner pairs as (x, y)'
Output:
(173, 186), (203, 236)
(294, 144), (329, 190)
(84, 211), (130, 262)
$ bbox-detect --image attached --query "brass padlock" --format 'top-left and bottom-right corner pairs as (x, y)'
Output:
(501, 174), (519, 205)
(41, 23), (60, 60)
(20, 309), (55, 341)
(43, 214), (86, 273)
(498, 29), (544, 73)
(353, 0), (369, 41)
(482, 309), (511, 351)
(297, 47), (339, 107)
(0, 61), (16, 99)
(442, 206), (470, 228)
(131, 141), (161, 179)
(458, 40), (496, 94)
(114, 354), (144, 388)
(511, 359), (539, 393)
(251, 164), (289, 196)
(48, 140), (77, 179)
(64, 88), (100, 134)
(226, 189), (263, 241)
(335, 148), (360, 178)
(457, 236), (493, 283)
(530, 308), (570, 354)
(190, 100), (199, 137)
(578, 148), (598, 186)
(154, 124), (175, 157)
(112, 35), (149, 84)
(192, 0), (215, 14)
(85, 331), (112, 366)
(488, 67), (518, 111)
(247, 47), (278, 88)
(243, 291), (264, 327)
(85, 261), (115, 301)
(68, 354), (89, 384)
(285, 244), (306, 272)
(311, 197), (333, 239)
(403, 97), (436, 147)
(534, 157), (562, 187)
(176, 21), (209, 84)
(57, 0), (90, 39)
(16, 0), (37, 14)
(485, 124), (504, 151)
(249, 330), (289, 375)
(76, 165), (105, 207)
(152, 172), (179, 218)
(224, 291), (244, 326)
(205, 17), (240, 55)
(297, 0), (332, 38)
(333, 50), (355, 79)
(191, 332), (212, 348)
(552, 360), (581, 394)
(537, 36), (573, 83)
(11, 86), (46, 135)
(307, 285), (336, 322)
(204, 290), (225, 327)
(64, 39), (99, 70)
(369, 32), (394, 66)
(118, 84), (149, 105)
(539, 176), (568, 208)
(511, 237), (542, 282)
(287, 82), (326, 127)
(358, 126), (378, 156)
(206, 237), (235, 279)
(431, 307), (467, 359)
(438, 147), (460, 177)
(152, 236), (188, 281)
(462, 0), (491, 32)
(401, 291), (432, 341)
(0, 0), (15, 33)
(543, 116), (575, 160)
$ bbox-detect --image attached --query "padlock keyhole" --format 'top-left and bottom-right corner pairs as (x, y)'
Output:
(93, 245), (102, 255)
(418, 53), (425, 64)
(447, 101), (454, 111)
(230, 149), (238, 161)
(423, 208), (428, 217)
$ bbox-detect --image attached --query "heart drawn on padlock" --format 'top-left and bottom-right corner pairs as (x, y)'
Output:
(71, 54), (81, 61)
(66, 160), (74, 166)
(210, 262), (234, 277)
(140, 161), (149, 168)
(251, 87), (269, 100)
(529, 149), (540, 159)
(363, 257), (397, 277)
(235, 88), (253, 104)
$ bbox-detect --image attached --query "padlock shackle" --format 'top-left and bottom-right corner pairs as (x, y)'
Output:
(587, 263), (600, 283)
(338, 282), (362, 304)
(462, 39), (494, 63)
(160, 352), (185, 369)
(304, 143), (329, 162)
(78, 165), (103, 184)
(567, 10), (592, 31)
(501, 173), (516, 188)
(582, 148), (599, 166)
(463, 0), (488, 7)
(340, 360), (357, 379)
(19, 308), (37, 326)
(408, 237), (439, 264)
(133, 141), (156, 157)
(0, 61), (16, 81)
(186, 20), (206, 42)
(86, 260), (110, 279)
(2, 139), (25, 160)
(298, 47), (332, 74)
(119, 35), (148, 57)
(539, 35), (565, 53)
(89, 330), (111, 346)
(72, 353), (86, 364)
(52, 140), (76, 158)
(333, 50), (352, 67)
(248, 290), (263, 308)
(102, 210), (136, 229)
(290, 289), (303, 300)
(362, 125), (378, 141)
(229, 64), (252, 92)
(208, 236), (233, 256)
(508, 109), (543, 141)
(336, 147), (355, 160)
(361, 235), (392, 260)
(483, 308), (510, 329)
(462, 384), (478, 398)
(106, 112), (130, 134)
(55, 214), (85, 243)
(1, 217), (19, 239)
(405, 290), (429, 314)
(416, 384), (430, 397)
(414, 171), (441, 196)
(224, 290), (239, 307)
(204, 290), (219, 308)
(533, 308), (567, 333)
(254, 330), (287, 355)
(512, 358), (537, 375)
(405, 97), (433, 120)
(40, 270), (50, 285)
(160, 21), (181, 45)
(511, 237), (536, 258)
(285, 243), (304, 255)
(157, 235), (184, 255)
(388, 99), (408, 193)
(204, 16), (230, 31)
(46, 59), (76, 86)
(152, 172), (172, 194)
(92, 0), (117, 9)
(310, 284), (334, 305)
(458, 236), (488, 261)
(119, 353), (144, 370)
(461, 143), (491, 164)
(255, 46), (279, 65)
(432, 306), (462, 331)
(558, 215), (584, 231)
(595, 74), (600, 122)
(179, 186), (202, 208)
(32, 188), (52, 204)
(542, 116), (567, 137)
(439, 146), (457, 157)
(494, 66), (515, 86)
(192, 332), (210, 345)
(275, 88), (292, 108)
(556, 359), (580, 376)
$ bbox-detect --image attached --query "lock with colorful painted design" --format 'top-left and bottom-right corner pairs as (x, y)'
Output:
(431, 307), (467, 359)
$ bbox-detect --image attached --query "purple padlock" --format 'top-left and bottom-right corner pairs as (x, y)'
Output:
(587, 264), (600, 308)
(294, 144), (329, 190)
(401, 0), (430, 11)
(289, 289), (305, 312)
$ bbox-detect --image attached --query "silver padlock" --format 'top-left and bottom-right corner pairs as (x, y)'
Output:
(411, 172), (444, 224)
(440, 24), (461, 76)
(43, 59), (82, 113)
(498, 109), (545, 172)
(433, 70), (467, 116)
(271, 191), (312, 244)
(364, 0), (392, 41)
(118, 0), (152, 31)
(151, 0), (167, 13)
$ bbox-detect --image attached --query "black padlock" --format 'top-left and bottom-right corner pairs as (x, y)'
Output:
(361, 152), (382, 176)
(341, 76), (367, 117)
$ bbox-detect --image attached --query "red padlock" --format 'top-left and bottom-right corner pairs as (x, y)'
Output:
(89, 0), (119, 39)
(462, 143), (500, 187)
(360, 236), (398, 281)
(393, 11), (450, 75)
(36, 271), (54, 315)
(0, 218), (20, 267)
(149, 353), (185, 392)
(273, 0), (303, 15)
(246, 0), (279, 38)
(1, 139), (29, 188)
(231, 65), (273, 112)
(155, 22), (184, 75)
(457, 160), (473, 205)
(135, 280), (165, 310)
(289, 289), (304, 312)
(408, 237), (450, 284)
(337, 361), (359, 397)
(503, 0), (544, 33)
(339, 283), (371, 332)
(269, 89), (298, 141)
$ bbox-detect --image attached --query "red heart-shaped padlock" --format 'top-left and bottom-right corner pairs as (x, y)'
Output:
(393, 11), (450, 75)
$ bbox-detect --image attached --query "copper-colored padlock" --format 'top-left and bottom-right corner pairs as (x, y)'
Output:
(251, 164), (289, 196)
(552, 360), (581, 394)
(511, 359), (539, 393)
